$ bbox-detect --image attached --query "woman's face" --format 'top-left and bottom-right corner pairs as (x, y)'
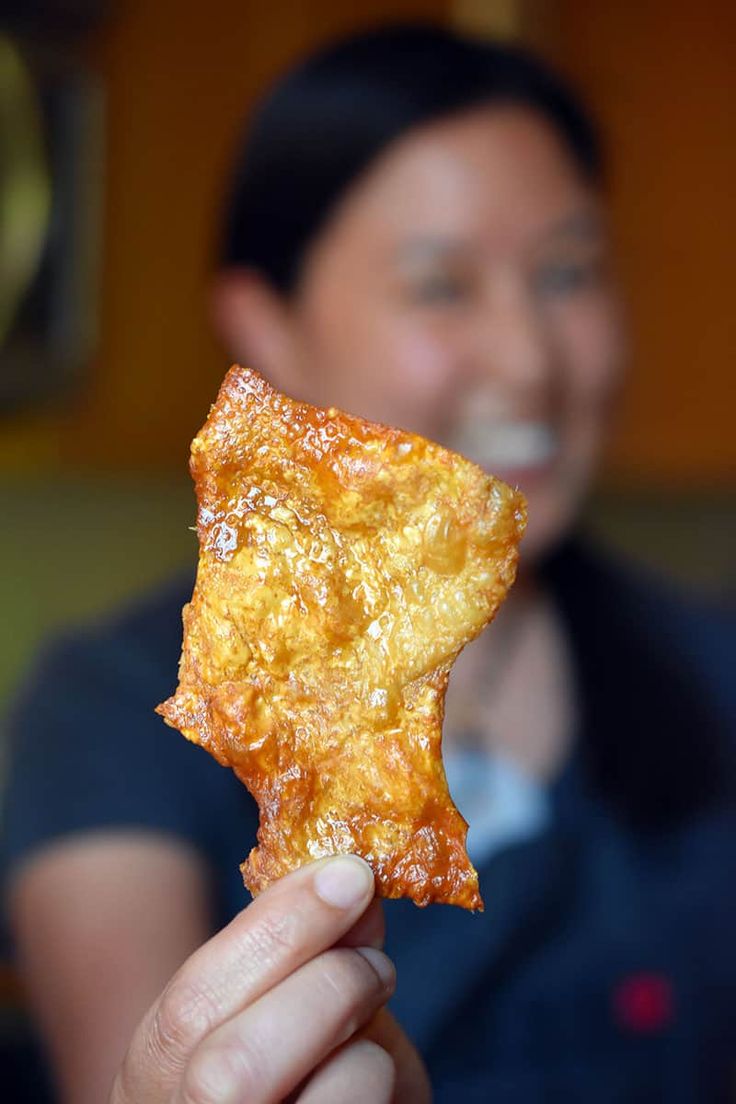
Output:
(282, 106), (626, 560)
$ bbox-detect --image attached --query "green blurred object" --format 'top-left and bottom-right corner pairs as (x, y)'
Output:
(0, 35), (51, 350)
(0, 475), (196, 711)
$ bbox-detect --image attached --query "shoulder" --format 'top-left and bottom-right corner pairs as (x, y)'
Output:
(9, 570), (194, 704)
(67, 570), (196, 685)
(547, 536), (735, 714)
(545, 537), (736, 826)
(2, 572), (255, 882)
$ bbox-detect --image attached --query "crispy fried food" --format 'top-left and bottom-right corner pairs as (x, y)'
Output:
(157, 366), (526, 909)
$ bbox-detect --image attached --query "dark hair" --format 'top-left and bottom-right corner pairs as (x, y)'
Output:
(222, 24), (602, 292)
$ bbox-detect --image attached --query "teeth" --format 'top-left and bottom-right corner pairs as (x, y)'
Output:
(450, 422), (559, 470)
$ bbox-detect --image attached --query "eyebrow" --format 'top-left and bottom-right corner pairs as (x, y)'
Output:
(543, 210), (604, 241)
(396, 211), (605, 265)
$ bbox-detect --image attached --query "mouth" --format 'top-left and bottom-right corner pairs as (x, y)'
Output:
(447, 420), (560, 482)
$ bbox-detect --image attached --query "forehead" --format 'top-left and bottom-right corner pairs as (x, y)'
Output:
(328, 105), (598, 250)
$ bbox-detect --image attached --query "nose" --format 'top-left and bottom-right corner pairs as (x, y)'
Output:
(471, 278), (553, 395)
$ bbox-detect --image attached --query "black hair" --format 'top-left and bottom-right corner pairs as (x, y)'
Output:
(222, 24), (602, 292)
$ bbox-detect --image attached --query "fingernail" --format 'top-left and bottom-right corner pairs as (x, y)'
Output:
(314, 855), (374, 909)
(355, 946), (396, 990)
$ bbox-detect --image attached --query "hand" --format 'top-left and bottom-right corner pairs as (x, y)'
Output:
(109, 855), (430, 1103)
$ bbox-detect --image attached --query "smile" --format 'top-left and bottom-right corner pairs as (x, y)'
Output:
(450, 421), (560, 472)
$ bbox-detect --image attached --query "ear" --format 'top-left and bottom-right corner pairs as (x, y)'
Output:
(209, 268), (302, 392)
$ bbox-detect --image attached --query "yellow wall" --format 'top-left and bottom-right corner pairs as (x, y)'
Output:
(522, 0), (736, 484)
(3, 0), (734, 484)
(2, 0), (449, 473)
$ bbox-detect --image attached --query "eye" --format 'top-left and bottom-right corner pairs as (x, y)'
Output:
(538, 255), (609, 298)
(533, 259), (601, 297)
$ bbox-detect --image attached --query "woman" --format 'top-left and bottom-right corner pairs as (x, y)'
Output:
(4, 26), (735, 1103)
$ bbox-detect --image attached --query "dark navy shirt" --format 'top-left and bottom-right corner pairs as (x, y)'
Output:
(3, 539), (736, 1102)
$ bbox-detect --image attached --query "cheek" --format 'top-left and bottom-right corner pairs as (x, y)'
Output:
(307, 302), (464, 434)
(342, 313), (463, 432)
(520, 296), (627, 559)
(388, 324), (462, 415)
(553, 296), (626, 411)
(374, 320), (484, 443)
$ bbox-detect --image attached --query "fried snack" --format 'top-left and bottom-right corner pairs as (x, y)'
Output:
(157, 365), (526, 909)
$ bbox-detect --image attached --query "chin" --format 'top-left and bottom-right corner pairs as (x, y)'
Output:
(515, 483), (583, 570)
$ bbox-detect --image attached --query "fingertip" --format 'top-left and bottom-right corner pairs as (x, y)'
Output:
(313, 854), (375, 910)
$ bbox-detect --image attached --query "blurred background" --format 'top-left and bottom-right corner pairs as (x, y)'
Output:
(1, 0), (734, 716)
(0, 0), (734, 1091)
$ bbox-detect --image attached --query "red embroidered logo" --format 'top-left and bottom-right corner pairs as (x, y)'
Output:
(612, 973), (675, 1034)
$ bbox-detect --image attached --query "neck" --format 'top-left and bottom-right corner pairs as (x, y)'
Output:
(443, 570), (575, 780)
(451, 570), (540, 688)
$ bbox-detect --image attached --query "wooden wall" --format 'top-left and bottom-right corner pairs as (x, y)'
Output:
(2, 0), (734, 485)
(521, 0), (736, 485)
(1, 0), (449, 473)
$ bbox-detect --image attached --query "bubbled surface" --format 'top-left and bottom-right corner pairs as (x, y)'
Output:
(157, 365), (526, 910)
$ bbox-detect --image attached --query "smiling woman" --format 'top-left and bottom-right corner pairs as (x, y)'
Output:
(3, 22), (735, 1104)
(283, 105), (622, 560)
(215, 31), (622, 564)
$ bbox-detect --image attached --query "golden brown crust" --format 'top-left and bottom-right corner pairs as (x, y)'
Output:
(157, 365), (526, 910)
